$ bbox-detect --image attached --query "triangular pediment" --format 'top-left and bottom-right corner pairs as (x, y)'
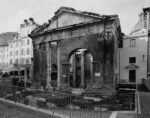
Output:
(48, 7), (101, 30)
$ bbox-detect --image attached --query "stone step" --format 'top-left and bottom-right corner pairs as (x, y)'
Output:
(71, 88), (84, 95)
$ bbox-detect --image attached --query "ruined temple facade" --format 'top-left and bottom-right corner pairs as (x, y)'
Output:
(30, 7), (122, 90)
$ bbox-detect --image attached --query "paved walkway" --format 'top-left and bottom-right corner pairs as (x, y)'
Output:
(116, 113), (137, 118)
(0, 98), (111, 118)
(0, 100), (59, 118)
(139, 92), (150, 115)
(51, 109), (111, 118)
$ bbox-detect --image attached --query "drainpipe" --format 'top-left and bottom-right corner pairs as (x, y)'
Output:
(119, 48), (120, 83)
(147, 11), (150, 77)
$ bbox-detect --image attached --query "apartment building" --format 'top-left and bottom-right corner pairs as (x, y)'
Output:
(119, 8), (150, 84)
(0, 32), (18, 70)
(8, 18), (38, 65)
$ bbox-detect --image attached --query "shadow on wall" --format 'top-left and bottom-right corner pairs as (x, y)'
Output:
(142, 78), (150, 91)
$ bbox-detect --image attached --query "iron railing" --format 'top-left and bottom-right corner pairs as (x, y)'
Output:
(0, 84), (137, 118)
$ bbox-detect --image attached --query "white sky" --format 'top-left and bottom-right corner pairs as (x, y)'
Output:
(0, 0), (150, 35)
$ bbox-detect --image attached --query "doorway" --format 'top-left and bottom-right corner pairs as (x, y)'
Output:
(129, 70), (136, 82)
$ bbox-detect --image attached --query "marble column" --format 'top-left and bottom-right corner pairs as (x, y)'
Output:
(46, 42), (51, 89)
(18, 65), (21, 82)
(31, 43), (36, 85)
(73, 53), (76, 87)
(24, 66), (27, 88)
(57, 42), (61, 89)
(90, 60), (93, 82)
(30, 58), (33, 85)
(80, 51), (84, 87)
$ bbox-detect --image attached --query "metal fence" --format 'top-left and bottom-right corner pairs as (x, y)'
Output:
(0, 84), (137, 118)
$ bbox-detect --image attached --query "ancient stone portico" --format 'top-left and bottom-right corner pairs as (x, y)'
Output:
(30, 7), (122, 91)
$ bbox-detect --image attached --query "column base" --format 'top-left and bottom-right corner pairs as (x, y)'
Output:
(79, 84), (85, 88)
(46, 84), (52, 91)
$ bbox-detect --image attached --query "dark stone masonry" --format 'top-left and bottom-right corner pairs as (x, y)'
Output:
(30, 7), (122, 92)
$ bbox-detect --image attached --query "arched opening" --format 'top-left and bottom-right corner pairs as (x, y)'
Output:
(68, 49), (93, 88)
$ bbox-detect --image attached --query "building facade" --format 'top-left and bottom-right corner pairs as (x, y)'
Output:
(0, 44), (9, 66)
(0, 32), (18, 71)
(30, 7), (122, 92)
(8, 18), (38, 65)
(119, 8), (150, 84)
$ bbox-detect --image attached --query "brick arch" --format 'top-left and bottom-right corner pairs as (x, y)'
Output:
(67, 48), (93, 62)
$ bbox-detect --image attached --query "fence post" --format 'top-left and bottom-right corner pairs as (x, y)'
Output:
(136, 83), (139, 118)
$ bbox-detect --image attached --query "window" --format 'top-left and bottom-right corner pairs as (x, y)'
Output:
(20, 58), (24, 64)
(26, 59), (30, 64)
(129, 57), (136, 63)
(16, 51), (18, 55)
(21, 50), (24, 55)
(27, 49), (30, 55)
(16, 59), (19, 64)
(130, 39), (136, 47)
(27, 39), (30, 45)
(10, 51), (13, 56)
(10, 59), (12, 64)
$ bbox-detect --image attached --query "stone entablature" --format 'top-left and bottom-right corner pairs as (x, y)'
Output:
(32, 19), (118, 45)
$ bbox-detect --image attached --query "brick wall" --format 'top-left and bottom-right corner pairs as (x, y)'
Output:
(32, 20), (119, 89)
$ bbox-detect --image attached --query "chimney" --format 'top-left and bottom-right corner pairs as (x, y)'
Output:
(24, 19), (27, 23)
(48, 19), (51, 24)
(29, 17), (34, 24)
(29, 17), (34, 22)
(24, 19), (27, 26)
(20, 24), (24, 27)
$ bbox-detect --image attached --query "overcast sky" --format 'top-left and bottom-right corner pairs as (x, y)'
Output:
(0, 0), (150, 35)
